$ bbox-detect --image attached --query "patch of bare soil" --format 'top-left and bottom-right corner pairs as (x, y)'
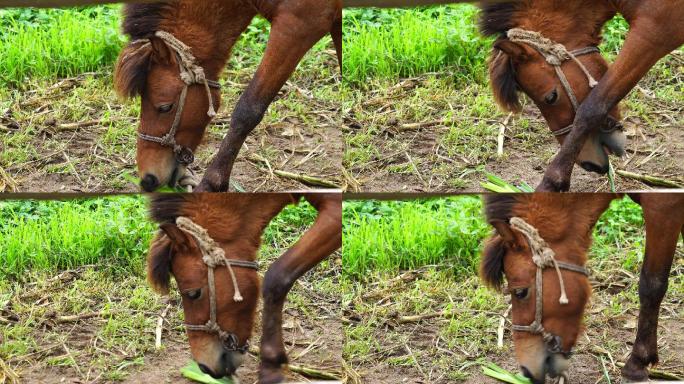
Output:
(344, 255), (684, 384)
(0, 52), (341, 193)
(344, 56), (684, 193)
(5, 255), (343, 384)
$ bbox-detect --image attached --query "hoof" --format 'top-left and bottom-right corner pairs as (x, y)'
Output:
(621, 360), (650, 383)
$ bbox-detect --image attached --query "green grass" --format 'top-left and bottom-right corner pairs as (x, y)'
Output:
(343, 6), (632, 84)
(0, 196), (319, 279)
(342, 196), (684, 382)
(0, 6), (124, 86)
(343, 196), (648, 278)
(0, 196), (153, 278)
(343, 196), (489, 277)
(343, 5), (490, 85)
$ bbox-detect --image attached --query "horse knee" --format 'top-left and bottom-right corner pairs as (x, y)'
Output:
(262, 266), (294, 304)
(575, 100), (609, 132)
(638, 271), (669, 306)
(231, 99), (267, 136)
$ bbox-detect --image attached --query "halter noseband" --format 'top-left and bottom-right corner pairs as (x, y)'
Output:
(134, 31), (221, 166)
(506, 217), (588, 356)
(175, 217), (258, 353)
(506, 28), (623, 138)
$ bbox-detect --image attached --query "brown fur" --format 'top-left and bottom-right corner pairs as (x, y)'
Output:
(144, 193), (341, 380)
(479, 1), (614, 113)
(146, 194), (295, 293)
(113, 0), (343, 191)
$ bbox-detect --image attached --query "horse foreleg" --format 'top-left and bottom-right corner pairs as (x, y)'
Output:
(259, 193), (341, 384)
(196, 12), (334, 192)
(537, 12), (684, 191)
(622, 195), (682, 381)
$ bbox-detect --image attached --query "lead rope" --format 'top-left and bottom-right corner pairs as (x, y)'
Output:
(176, 217), (243, 302)
(510, 217), (570, 304)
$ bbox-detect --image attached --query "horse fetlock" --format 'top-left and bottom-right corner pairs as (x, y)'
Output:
(537, 174), (571, 192)
(260, 346), (288, 367)
(258, 367), (285, 384)
(197, 168), (229, 192)
(258, 349), (287, 384)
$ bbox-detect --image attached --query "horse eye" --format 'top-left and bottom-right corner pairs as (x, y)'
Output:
(158, 104), (174, 113)
(545, 89), (559, 105)
(185, 289), (202, 300)
(513, 288), (529, 300)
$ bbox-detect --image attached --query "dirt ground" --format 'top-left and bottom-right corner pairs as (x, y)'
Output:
(2, 254), (343, 384)
(343, 52), (684, 193)
(343, 249), (684, 384)
(0, 50), (341, 193)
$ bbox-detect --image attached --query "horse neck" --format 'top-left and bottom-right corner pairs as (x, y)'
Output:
(513, 0), (618, 50)
(157, 0), (257, 78)
(516, 194), (617, 265)
(185, 195), (292, 260)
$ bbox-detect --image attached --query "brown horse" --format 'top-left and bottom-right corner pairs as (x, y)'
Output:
(480, 193), (684, 383)
(480, 1), (684, 191)
(114, 0), (342, 192)
(146, 193), (341, 383)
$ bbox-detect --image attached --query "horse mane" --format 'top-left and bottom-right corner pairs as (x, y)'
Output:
(480, 194), (526, 290)
(114, 2), (176, 98)
(122, 2), (176, 40)
(479, 1), (523, 38)
(149, 194), (191, 224)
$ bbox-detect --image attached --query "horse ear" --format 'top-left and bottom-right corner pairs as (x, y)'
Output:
(491, 220), (515, 243)
(114, 41), (154, 98)
(159, 223), (191, 252)
(493, 40), (530, 63)
(488, 46), (522, 113)
(149, 36), (175, 65)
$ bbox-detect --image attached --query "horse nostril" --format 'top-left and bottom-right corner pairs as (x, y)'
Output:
(140, 174), (160, 192)
(521, 366), (545, 384)
(198, 363), (213, 375)
(521, 366), (534, 379)
(198, 363), (222, 379)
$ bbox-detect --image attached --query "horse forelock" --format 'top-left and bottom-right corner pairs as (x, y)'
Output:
(114, 2), (176, 99)
(480, 236), (507, 291)
(488, 46), (521, 113)
(148, 233), (174, 294)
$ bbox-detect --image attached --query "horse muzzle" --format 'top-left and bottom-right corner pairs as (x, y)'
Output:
(577, 116), (626, 174)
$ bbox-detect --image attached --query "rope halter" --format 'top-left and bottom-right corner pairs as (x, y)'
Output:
(506, 28), (622, 137)
(175, 216), (258, 353)
(507, 217), (588, 354)
(134, 31), (221, 166)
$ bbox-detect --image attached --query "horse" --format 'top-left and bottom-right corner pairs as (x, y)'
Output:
(479, 1), (684, 191)
(114, 0), (342, 192)
(146, 193), (341, 383)
(480, 193), (684, 383)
